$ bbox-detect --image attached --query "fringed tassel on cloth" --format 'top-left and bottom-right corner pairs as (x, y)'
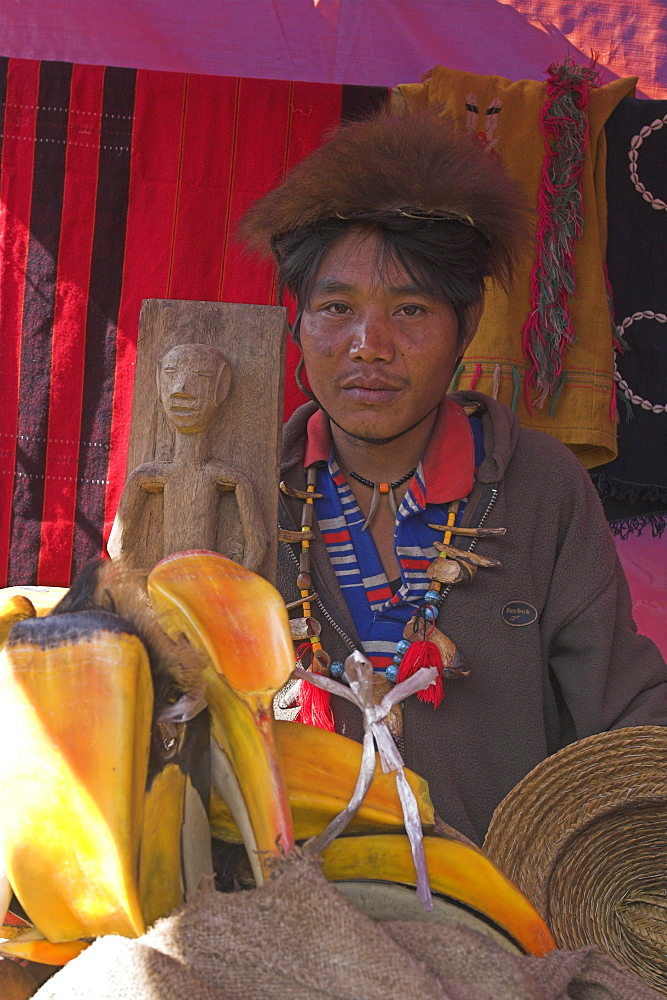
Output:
(492, 363), (501, 400)
(522, 57), (601, 408)
(295, 643), (335, 730)
(469, 362), (483, 391)
(607, 512), (667, 539)
(450, 363), (465, 392)
(511, 366), (521, 412)
(548, 372), (567, 417)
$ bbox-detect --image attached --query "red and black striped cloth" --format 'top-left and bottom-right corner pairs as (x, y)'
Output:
(0, 57), (387, 587)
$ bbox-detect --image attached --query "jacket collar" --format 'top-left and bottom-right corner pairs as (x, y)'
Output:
(301, 398), (475, 503)
(281, 391), (521, 487)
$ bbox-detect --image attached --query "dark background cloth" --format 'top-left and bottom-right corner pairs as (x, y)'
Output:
(591, 95), (667, 538)
(0, 57), (386, 587)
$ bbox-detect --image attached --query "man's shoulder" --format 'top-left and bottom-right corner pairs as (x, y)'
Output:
(282, 401), (319, 472)
(450, 389), (589, 480)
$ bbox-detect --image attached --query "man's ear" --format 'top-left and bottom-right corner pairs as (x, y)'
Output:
(216, 362), (232, 406)
(461, 299), (485, 354)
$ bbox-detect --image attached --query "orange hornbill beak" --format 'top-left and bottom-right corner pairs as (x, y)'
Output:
(0, 553), (555, 964)
(147, 550), (296, 883)
(0, 611), (152, 946)
(0, 565), (212, 964)
(146, 551), (555, 958)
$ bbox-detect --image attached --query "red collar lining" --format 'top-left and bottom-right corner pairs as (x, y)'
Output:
(304, 398), (475, 503)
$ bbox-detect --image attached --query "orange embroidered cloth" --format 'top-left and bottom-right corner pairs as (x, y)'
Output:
(399, 66), (636, 468)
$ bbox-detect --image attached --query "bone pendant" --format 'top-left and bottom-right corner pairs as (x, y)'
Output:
(290, 616), (321, 640)
(427, 524), (506, 537)
(279, 528), (316, 543)
(433, 542), (500, 568)
(426, 557), (467, 584)
(372, 674), (403, 737)
(285, 591), (319, 611)
(279, 482), (324, 500)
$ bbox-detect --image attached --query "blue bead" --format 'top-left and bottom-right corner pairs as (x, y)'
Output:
(424, 590), (442, 606)
(424, 605), (437, 620)
(392, 654), (403, 666)
(385, 664), (399, 683)
(329, 660), (345, 679)
(395, 639), (411, 655)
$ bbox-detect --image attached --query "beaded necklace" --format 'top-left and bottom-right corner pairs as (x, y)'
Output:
(282, 484), (505, 735)
(346, 466), (417, 531)
(281, 406), (506, 731)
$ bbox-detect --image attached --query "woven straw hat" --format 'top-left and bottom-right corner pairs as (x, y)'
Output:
(483, 727), (667, 994)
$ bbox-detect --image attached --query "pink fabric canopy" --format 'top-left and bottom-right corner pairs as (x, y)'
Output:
(1, 0), (666, 98)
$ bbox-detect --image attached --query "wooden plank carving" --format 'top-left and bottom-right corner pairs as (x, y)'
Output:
(108, 299), (287, 583)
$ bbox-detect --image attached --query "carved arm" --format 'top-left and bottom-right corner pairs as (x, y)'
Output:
(212, 465), (270, 572)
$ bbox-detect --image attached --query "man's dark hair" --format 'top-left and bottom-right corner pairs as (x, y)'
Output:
(241, 107), (530, 347)
(273, 213), (493, 348)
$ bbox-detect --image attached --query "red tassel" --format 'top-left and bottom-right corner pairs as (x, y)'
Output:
(297, 676), (335, 730)
(469, 361), (483, 391)
(396, 640), (444, 708)
(294, 642), (335, 730)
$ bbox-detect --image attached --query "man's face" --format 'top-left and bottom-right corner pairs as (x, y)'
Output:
(158, 343), (228, 434)
(299, 229), (477, 445)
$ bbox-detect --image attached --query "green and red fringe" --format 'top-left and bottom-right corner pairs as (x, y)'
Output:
(522, 58), (601, 411)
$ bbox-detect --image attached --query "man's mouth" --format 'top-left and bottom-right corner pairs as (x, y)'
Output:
(340, 380), (404, 404)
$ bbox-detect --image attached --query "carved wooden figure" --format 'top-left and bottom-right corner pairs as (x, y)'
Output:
(108, 300), (287, 582)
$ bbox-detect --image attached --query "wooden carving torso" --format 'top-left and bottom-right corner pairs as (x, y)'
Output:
(109, 300), (288, 581)
(161, 462), (244, 561)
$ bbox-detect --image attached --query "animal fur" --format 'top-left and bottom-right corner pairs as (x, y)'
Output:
(50, 557), (206, 710)
(241, 106), (530, 287)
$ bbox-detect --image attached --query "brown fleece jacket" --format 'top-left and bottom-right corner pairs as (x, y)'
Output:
(278, 392), (667, 845)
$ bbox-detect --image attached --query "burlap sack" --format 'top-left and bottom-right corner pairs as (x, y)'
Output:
(34, 855), (660, 1000)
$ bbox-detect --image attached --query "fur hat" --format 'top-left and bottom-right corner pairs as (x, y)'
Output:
(241, 106), (529, 287)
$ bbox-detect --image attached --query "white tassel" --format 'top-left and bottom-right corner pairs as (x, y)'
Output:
(492, 363), (501, 400)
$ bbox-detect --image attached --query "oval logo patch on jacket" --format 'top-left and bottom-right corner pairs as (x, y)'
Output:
(502, 601), (538, 626)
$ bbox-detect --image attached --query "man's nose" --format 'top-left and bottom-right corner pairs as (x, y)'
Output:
(348, 312), (395, 363)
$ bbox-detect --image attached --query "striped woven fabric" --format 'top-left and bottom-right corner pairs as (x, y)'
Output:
(306, 403), (484, 672)
(0, 57), (387, 586)
(315, 459), (447, 671)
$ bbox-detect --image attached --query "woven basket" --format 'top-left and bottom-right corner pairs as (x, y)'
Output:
(483, 727), (667, 995)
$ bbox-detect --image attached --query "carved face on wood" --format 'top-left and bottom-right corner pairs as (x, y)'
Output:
(158, 343), (232, 434)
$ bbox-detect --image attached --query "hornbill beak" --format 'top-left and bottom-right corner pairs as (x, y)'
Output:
(147, 550), (296, 883)
(0, 611), (152, 943)
(0, 560), (212, 960)
(0, 593), (36, 648)
(0, 553), (555, 964)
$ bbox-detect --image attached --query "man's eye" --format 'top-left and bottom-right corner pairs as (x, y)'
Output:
(398, 304), (424, 317)
(323, 302), (351, 315)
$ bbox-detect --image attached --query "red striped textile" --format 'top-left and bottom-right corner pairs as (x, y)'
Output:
(0, 57), (388, 586)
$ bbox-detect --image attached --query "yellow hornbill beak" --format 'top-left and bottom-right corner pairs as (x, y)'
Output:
(0, 553), (554, 964)
(146, 551), (555, 957)
(147, 550), (296, 883)
(0, 560), (212, 961)
(0, 610), (153, 943)
(210, 718), (435, 842)
(0, 593), (36, 649)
